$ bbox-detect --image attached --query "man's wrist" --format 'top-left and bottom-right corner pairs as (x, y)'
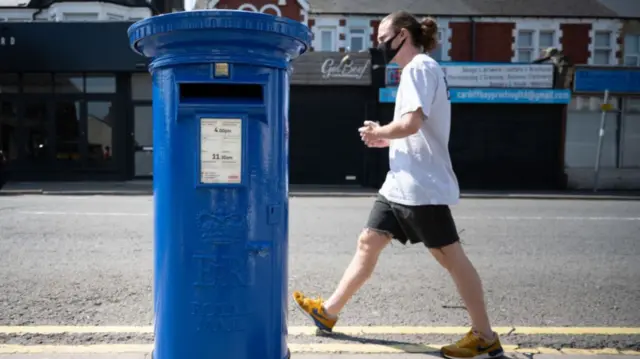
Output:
(373, 126), (387, 138)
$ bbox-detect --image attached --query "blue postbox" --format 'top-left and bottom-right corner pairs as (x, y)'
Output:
(127, 10), (311, 359)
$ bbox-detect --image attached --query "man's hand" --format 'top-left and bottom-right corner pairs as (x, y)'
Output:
(359, 121), (389, 148)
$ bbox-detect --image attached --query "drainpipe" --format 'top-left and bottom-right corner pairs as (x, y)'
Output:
(469, 16), (476, 61)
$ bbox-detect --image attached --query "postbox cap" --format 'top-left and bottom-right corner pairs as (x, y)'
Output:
(128, 10), (312, 70)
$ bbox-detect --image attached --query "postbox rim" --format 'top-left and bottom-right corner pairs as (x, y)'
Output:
(127, 10), (312, 57)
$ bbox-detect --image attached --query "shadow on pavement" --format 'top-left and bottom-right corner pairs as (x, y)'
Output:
(319, 331), (441, 355)
(316, 331), (517, 359)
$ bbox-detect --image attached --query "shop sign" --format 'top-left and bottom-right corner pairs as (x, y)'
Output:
(573, 66), (640, 95)
(379, 87), (571, 104)
(385, 63), (555, 89)
(320, 57), (370, 80)
(290, 52), (372, 86)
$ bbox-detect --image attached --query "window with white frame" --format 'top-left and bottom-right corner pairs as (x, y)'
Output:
(516, 30), (556, 62)
(348, 28), (366, 52)
(429, 29), (444, 61)
(107, 13), (125, 20)
(317, 27), (337, 52)
(623, 34), (640, 66)
(63, 12), (99, 21)
(593, 30), (613, 65)
(538, 30), (555, 53)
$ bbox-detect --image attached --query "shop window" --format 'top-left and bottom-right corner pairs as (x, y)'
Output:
(54, 101), (82, 163)
(131, 73), (152, 101)
(0, 100), (19, 164)
(621, 98), (640, 168)
(23, 73), (53, 93)
(565, 95), (619, 168)
(623, 35), (640, 66)
(0, 73), (19, 93)
(85, 74), (116, 93)
(593, 30), (613, 65)
(566, 96), (640, 169)
(23, 100), (51, 164)
(54, 73), (84, 93)
(86, 101), (114, 166)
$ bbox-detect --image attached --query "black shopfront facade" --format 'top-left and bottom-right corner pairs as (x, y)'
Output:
(366, 50), (569, 191)
(0, 21), (152, 181)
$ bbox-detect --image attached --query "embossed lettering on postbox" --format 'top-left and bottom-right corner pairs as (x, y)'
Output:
(193, 253), (252, 287)
(192, 302), (248, 333)
(197, 210), (246, 244)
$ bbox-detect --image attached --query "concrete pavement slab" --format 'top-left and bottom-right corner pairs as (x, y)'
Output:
(0, 355), (150, 359)
(0, 354), (637, 359)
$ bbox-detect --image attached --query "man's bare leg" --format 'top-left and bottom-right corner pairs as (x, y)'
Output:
(430, 241), (492, 339)
(291, 228), (391, 332)
(322, 229), (392, 316)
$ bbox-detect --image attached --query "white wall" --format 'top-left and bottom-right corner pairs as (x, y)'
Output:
(0, 2), (151, 21)
(564, 96), (640, 190)
(309, 14), (454, 60)
(308, 15), (624, 64)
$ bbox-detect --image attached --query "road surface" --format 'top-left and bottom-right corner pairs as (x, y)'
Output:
(0, 195), (638, 355)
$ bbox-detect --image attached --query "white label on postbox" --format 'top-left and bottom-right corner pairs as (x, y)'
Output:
(200, 118), (242, 184)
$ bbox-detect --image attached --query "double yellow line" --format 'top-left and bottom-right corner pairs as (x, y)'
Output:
(0, 326), (638, 355)
(0, 344), (638, 355)
(1, 325), (639, 335)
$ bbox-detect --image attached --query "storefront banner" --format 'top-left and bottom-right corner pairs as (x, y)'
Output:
(573, 67), (640, 95)
(379, 88), (571, 104)
(290, 51), (372, 86)
(385, 62), (555, 89)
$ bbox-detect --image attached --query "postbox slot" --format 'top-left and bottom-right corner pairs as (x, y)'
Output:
(179, 83), (263, 104)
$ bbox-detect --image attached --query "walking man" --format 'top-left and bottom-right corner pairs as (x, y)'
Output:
(292, 11), (504, 359)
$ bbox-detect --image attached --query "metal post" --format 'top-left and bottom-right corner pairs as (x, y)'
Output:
(593, 89), (610, 192)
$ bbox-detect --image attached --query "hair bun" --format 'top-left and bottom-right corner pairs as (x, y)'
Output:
(421, 17), (437, 30)
(419, 17), (438, 52)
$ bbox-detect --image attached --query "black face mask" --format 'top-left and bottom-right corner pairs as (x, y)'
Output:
(377, 32), (406, 65)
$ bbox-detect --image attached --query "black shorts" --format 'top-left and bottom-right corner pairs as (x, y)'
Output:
(365, 194), (460, 249)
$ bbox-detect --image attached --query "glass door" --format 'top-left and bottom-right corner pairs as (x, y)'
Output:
(53, 98), (85, 169)
(22, 98), (55, 169)
(0, 96), (20, 169)
(133, 105), (153, 177)
(84, 99), (116, 169)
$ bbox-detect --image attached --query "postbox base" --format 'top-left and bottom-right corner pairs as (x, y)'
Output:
(150, 347), (292, 359)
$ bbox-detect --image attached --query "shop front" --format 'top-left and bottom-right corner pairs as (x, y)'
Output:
(288, 51), (374, 185)
(564, 66), (640, 190)
(374, 62), (572, 190)
(0, 21), (149, 181)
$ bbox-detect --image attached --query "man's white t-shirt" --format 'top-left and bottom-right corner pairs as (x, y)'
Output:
(378, 53), (460, 206)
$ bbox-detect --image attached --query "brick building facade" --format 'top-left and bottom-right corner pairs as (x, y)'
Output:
(196, 0), (628, 66)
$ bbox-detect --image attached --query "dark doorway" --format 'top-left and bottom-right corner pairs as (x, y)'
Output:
(450, 104), (564, 190)
(1, 95), (119, 179)
(288, 85), (370, 185)
(369, 103), (565, 190)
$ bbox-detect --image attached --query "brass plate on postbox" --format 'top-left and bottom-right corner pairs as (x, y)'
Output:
(214, 63), (230, 78)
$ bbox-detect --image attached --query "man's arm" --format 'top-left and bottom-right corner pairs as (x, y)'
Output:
(373, 110), (423, 139)
(373, 66), (434, 140)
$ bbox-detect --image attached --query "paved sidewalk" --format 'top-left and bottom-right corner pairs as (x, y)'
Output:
(0, 354), (635, 359)
(1, 181), (639, 200)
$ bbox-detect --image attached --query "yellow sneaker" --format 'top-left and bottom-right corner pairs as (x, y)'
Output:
(441, 330), (504, 359)
(291, 291), (337, 332)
